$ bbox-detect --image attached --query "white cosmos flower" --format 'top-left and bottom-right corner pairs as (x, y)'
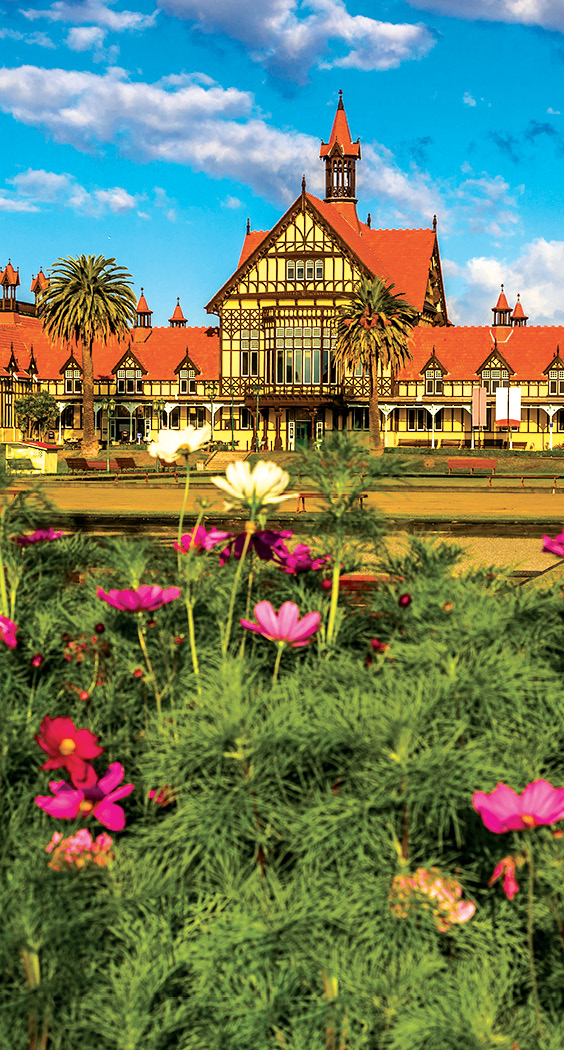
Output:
(212, 460), (294, 513)
(149, 424), (212, 464)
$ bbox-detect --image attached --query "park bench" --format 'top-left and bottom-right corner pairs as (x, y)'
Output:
(66, 458), (119, 474)
(65, 457), (90, 473)
(448, 457), (497, 476)
(6, 457), (35, 472)
(115, 457), (138, 472)
(397, 438), (431, 447)
(440, 439), (462, 449)
(487, 474), (564, 489)
(296, 491), (369, 512)
(503, 441), (528, 450)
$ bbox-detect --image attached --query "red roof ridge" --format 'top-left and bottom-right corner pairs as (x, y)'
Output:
(136, 288), (152, 314)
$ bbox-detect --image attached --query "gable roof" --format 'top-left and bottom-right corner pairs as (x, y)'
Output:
(0, 312), (220, 381)
(398, 324), (564, 382)
(207, 191), (441, 317)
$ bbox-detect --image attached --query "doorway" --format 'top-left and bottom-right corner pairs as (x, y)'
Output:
(295, 421), (311, 449)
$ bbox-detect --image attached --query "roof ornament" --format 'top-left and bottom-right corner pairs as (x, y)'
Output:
(433, 214), (437, 231)
(366, 212), (371, 228)
(301, 174), (307, 213)
(246, 217), (250, 235)
(338, 89), (344, 109)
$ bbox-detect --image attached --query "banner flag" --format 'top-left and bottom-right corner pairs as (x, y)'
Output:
(472, 387), (487, 427)
(495, 386), (521, 428)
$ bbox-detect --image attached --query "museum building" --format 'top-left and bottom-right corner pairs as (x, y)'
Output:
(1, 94), (564, 451)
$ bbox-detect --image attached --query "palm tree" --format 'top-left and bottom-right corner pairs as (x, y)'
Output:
(38, 255), (137, 456)
(333, 275), (418, 452)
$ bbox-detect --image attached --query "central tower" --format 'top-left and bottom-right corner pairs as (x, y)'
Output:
(319, 91), (361, 230)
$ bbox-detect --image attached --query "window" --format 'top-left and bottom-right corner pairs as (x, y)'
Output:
(408, 408), (439, 432)
(351, 407), (369, 430)
(273, 325), (333, 385)
(425, 368), (444, 395)
(179, 368), (197, 395)
(549, 369), (564, 395)
(64, 368), (82, 394)
(241, 331), (259, 377)
(117, 368), (143, 394)
(240, 407), (252, 429)
(286, 260), (295, 281)
(315, 260), (324, 280)
(481, 367), (509, 394)
(305, 260), (314, 281)
(63, 405), (74, 428)
(296, 261), (304, 281)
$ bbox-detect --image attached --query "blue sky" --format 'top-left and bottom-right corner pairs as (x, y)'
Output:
(1, 0), (564, 327)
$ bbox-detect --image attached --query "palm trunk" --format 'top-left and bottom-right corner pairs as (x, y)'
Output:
(80, 338), (99, 457)
(369, 357), (383, 454)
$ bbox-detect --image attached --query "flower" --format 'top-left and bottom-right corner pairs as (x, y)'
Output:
(390, 867), (475, 931)
(174, 524), (231, 555)
(275, 543), (329, 575)
(240, 600), (321, 648)
(148, 424), (211, 464)
(97, 584), (181, 612)
(398, 593), (412, 608)
(35, 762), (134, 831)
(211, 460), (294, 514)
(15, 528), (64, 546)
(489, 856), (520, 900)
(543, 530), (564, 556)
(0, 615), (18, 649)
(473, 779), (564, 833)
(31, 653), (44, 668)
(148, 785), (176, 807)
(218, 528), (293, 566)
(35, 715), (103, 788)
(371, 638), (389, 653)
(45, 828), (113, 870)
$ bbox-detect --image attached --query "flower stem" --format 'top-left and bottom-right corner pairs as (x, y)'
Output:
(0, 528), (9, 619)
(177, 461), (190, 549)
(177, 507), (205, 690)
(326, 538), (343, 645)
(526, 848), (543, 1039)
(238, 549), (255, 660)
(137, 620), (162, 718)
(222, 523), (254, 656)
(272, 642), (284, 684)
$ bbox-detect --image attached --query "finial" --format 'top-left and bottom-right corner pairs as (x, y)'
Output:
(302, 174), (306, 192)
(141, 286), (144, 295)
(501, 283), (504, 292)
(517, 293), (520, 301)
(338, 89), (344, 109)
(433, 214), (437, 231)
(366, 212), (371, 228)
(177, 296), (180, 304)
(246, 217), (250, 235)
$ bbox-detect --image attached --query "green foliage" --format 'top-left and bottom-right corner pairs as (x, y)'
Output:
(4, 455), (564, 1048)
(14, 392), (58, 441)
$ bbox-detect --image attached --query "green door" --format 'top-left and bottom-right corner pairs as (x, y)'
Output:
(295, 421), (311, 449)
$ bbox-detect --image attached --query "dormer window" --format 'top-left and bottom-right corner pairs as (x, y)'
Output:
(549, 369), (564, 395)
(117, 368), (143, 394)
(425, 368), (444, 395)
(179, 368), (196, 395)
(481, 367), (509, 394)
(65, 368), (82, 394)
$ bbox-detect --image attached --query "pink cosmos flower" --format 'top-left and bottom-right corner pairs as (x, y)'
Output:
(218, 528), (292, 566)
(16, 528), (64, 546)
(489, 856), (520, 900)
(97, 584), (181, 612)
(45, 828), (113, 870)
(174, 525), (231, 555)
(275, 543), (330, 575)
(542, 530), (564, 556)
(240, 600), (321, 648)
(0, 615), (18, 649)
(473, 779), (564, 833)
(390, 867), (475, 932)
(35, 761), (134, 831)
(35, 715), (103, 788)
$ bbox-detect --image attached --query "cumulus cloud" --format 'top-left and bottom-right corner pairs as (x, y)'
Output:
(5, 167), (140, 216)
(22, 0), (157, 33)
(455, 173), (520, 237)
(447, 238), (564, 325)
(66, 25), (107, 50)
(158, 0), (435, 81)
(0, 28), (55, 46)
(406, 0), (564, 34)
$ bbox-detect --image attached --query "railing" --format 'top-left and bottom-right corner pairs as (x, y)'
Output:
(220, 378), (373, 399)
(0, 299), (37, 316)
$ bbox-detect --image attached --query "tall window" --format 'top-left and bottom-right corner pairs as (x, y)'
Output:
(272, 325), (336, 385)
(64, 368), (82, 394)
(179, 368), (196, 394)
(549, 369), (564, 395)
(117, 368), (143, 394)
(408, 408), (442, 431)
(241, 330), (259, 377)
(351, 407), (369, 430)
(425, 368), (444, 395)
(481, 368), (509, 394)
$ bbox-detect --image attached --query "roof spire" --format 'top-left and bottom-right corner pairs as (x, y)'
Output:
(169, 296), (187, 328)
(511, 292), (528, 327)
(246, 217), (250, 235)
(319, 92), (361, 230)
(366, 212), (371, 228)
(433, 214), (437, 231)
(491, 284), (511, 327)
(136, 287), (153, 328)
(338, 88), (344, 109)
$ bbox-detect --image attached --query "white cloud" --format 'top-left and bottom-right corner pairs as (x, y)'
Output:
(5, 167), (140, 215)
(66, 25), (107, 50)
(22, 0), (157, 33)
(359, 142), (441, 225)
(455, 173), (520, 237)
(447, 238), (564, 325)
(548, 106), (561, 114)
(406, 0), (564, 34)
(463, 91), (476, 106)
(0, 28), (55, 47)
(222, 195), (243, 208)
(158, 0), (435, 80)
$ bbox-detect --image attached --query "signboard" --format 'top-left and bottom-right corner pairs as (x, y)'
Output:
(495, 386), (521, 428)
(472, 387), (487, 428)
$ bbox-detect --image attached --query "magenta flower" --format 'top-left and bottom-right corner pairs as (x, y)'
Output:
(0, 615), (18, 649)
(174, 525), (231, 555)
(543, 530), (564, 556)
(35, 715), (103, 788)
(97, 584), (181, 612)
(45, 828), (113, 870)
(240, 601), (321, 648)
(35, 762), (134, 831)
(275, 543), (330, 575)
(489, 856), (520, 900)
(398, 593), (412, 608)
(218, 529), (293, 566)
(391, 867), (475, 931)
(473, 779), (564, 833)
(16, 528), (64, 546)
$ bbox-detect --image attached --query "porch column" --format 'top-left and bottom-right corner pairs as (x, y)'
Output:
(262, 408), (269, 449)
(543, 405), (559, 450)
(274, 408), (283, 450)
(426, 404), (442, 450)
(56, 401), (66, 444)
(379, 403), (398, 449)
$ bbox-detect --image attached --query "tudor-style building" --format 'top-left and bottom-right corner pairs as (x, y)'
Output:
(3, 95), (564, 451)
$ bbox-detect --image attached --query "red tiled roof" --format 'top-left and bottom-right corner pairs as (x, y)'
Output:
(493, 288), (510, 312)
(0, 262), (20, 287)
(169, 299), (186, 323)
(320, 94), (360, 158)
(512, 297), (527, 319)
(30, 271), (49, 293)
(0, 313), (220, 381)
(398, 324), (564, 382)
(136, 292), (152, 314)
(238, 231), (268, 268)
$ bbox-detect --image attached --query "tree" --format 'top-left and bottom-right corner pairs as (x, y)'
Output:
(38, 255), (137, 456)
(14, 391), (58, 441)
(333, 275), (418, 452)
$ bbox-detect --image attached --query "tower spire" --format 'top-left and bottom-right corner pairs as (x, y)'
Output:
(319, 92), (361, 231)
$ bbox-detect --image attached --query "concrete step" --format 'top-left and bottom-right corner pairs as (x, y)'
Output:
(204, 449), (251, 471)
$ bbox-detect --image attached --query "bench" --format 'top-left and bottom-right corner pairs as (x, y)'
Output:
(503, 441), (528, 450)
(115, 457), (137, 472)
(297, 491), (369, 512)
(440, 439), (462, 448)
(448, 458), (497, 476)
(65, 457), (90, 473)
(66, 458), (119, 474)
(488, 474), (563, 489)
(6, 458), (36, 472)
(397, 438), (431, 447)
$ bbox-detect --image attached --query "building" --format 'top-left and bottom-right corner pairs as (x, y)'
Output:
(2, 95), (564, 451)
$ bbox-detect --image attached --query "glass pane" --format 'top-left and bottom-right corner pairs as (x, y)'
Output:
(313, 349), (320, 384)
(294, 349), (302, 383)
(304, 350), (311, 384)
